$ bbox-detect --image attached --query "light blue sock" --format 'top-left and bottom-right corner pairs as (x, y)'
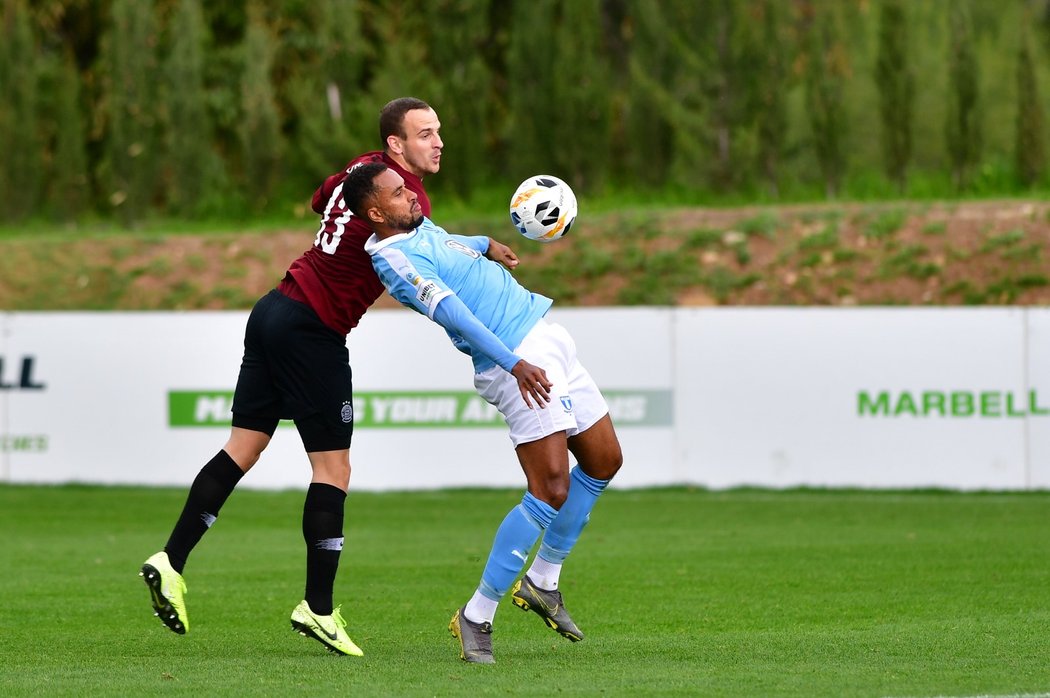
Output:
(478, 492), (557, 601)
(537, 466), (609, 564)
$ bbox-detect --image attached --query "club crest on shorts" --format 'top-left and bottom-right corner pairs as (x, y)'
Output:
(559, 396), (573, 413)
(341, 401), (354, 423)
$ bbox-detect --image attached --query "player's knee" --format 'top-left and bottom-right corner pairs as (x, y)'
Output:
(223, 442), (264, 471)
(321, 464), (350, 490)
(531, 476), (569, 510)
(583, 443), (623, 481)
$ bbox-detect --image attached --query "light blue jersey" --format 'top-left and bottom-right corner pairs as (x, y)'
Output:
(365, 217), (552, 372)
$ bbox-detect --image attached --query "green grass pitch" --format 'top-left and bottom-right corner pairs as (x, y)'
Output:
(1, 484), (1048, 697)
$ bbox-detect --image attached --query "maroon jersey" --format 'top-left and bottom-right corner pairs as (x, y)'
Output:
(277, 152), (432, 335)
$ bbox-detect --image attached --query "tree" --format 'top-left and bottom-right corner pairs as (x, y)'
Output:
(400, 0), (497, 199)
(946, 1), (980, 191)
(102, 0), (160, 225)
(804, 4), (849, 198)
(504, 0), (567, 179)
(704, 0), (744, 192)
(43, 49), (90, 220)
(274, 0), (368, 196)
(503, 0), (613, 192)
(1014, 30), (1045, 187)
(238, 3), (282, 206)
(875, 0), (914, 194)
(627, 2), (711, 191)
(548, 0), (612, 192)
(754, 0), (789, 198)
(621, 0), (678, 188)
(0, 0), (42, 220)
(164, 0), (222, 214)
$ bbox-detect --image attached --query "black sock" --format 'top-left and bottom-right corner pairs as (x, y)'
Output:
(164, 450), (244, 573)
(302, 482), (347, 616)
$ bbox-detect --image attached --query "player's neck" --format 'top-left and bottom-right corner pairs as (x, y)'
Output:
(384, 151), (423, 180)
(372, 225), (406, 241)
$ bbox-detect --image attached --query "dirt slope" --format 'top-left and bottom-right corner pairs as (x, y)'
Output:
(1, 200), (1048, 310)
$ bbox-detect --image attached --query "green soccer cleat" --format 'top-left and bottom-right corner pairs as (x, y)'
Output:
(140, 551), (190, 635)
(510, 575), (584, 642)
(290, 601), (364, 656)
(448, 607), (495, 664)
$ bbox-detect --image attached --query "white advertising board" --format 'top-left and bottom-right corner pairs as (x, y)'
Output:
(0, 308), (1046, 491)
(1026, 309), (1050, 489)
(680, 308), (1039, 489)
(0, 309), (675, 491)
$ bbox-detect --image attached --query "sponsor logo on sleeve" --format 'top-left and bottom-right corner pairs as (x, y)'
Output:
(416, 280), (440, 307)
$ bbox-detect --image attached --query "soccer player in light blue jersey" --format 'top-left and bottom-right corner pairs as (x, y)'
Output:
(345, 161), (624, 664)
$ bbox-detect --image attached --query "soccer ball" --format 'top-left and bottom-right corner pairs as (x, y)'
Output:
(509, 175), (577, 243)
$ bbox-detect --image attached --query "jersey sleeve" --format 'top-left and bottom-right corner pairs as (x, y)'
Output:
(432, 295), (521, 373)
(370, 238), (521, 373)
(370, 244), (453, 319)
(311, 167), (347, 214)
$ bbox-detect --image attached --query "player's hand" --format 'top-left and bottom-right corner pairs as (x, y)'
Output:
(511, 359), (552, 409)
(486, 238), (519, 270)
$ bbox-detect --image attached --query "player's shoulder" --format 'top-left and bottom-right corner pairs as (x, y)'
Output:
(346, 151), (385, 171)
(419, 216), (442, 233)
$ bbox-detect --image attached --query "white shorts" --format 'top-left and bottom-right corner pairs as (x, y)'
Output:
(474, 319), (609, 447)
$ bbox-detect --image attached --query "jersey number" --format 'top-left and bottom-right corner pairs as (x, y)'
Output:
(314, 181), (351, 254)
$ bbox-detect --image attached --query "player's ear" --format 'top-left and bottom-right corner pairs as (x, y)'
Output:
(385, 135), (402, 155)
(367, 205), (384, 225)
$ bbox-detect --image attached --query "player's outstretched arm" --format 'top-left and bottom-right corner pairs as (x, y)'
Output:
(432, 296), (549, 409)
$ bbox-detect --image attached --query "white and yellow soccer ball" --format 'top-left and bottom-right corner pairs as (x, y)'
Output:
(509, 175), (577, 243)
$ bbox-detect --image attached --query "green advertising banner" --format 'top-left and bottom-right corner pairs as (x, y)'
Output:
(168, 390), (674, 428)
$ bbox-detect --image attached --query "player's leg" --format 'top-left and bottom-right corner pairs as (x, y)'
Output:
(300, 446), (350, 619)
(141, 292), (282, 635)
(528, 414), (622, 586)
(141, 428), (269, 635)
(515, 324), (623, 639)
(451, 319), (578, 662)
(161, 428), (270, 573)
(275, 292), (361, 655)
(452, 432), (565, 663)
(467, 433), (568, 620)
(289, 448), (361, 656)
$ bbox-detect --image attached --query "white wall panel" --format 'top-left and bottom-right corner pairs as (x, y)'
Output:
(1, 308), (1045, 491)
(678, 308), (1031, 489)
(1026, 308), (1050, 488)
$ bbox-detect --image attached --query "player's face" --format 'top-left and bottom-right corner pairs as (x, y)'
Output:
(374, 168), (424, 232)
(392, 108), (442, 177)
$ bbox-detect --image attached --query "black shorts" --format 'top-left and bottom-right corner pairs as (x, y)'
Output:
(231, 289), (354, 452)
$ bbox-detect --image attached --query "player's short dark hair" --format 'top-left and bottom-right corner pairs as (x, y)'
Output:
(380, 97), (432, 143)
(342, 161), (389, 219)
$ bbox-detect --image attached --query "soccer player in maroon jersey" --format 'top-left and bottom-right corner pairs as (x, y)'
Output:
(140, 98), (441, 656)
